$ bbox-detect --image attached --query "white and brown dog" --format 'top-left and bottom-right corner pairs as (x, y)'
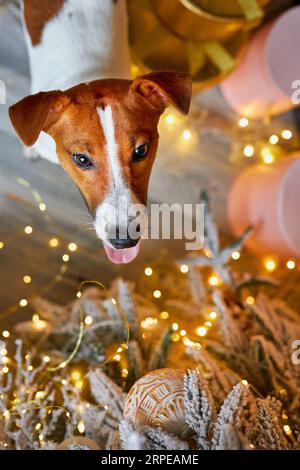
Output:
(9, 0), (192, 263)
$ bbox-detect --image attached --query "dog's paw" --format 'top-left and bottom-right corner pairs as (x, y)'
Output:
(23, 146), (40, 161)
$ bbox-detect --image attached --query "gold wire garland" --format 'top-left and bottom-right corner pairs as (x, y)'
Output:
(47, 280), (130, 373)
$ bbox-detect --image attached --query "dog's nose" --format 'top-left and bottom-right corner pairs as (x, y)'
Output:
(109, 225), (140, 249)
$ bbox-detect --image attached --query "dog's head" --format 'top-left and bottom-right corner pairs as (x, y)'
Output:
(9, 72), (192, 263)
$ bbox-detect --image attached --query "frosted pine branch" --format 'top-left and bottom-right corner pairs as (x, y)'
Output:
(143, 426), (189, 450)
(215, 424), (249, 450)
(255, 397), (291, 450)
(212, 383), (248, 448)
(184, 369), (215, 449)
(88, 369), (125, 422)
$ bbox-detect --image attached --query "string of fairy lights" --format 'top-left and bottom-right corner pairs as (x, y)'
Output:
(0, 173), (80, 328)
(138, 258), (296, 443)
(0, 109), (299, 445)
(159, 107), (298, 167)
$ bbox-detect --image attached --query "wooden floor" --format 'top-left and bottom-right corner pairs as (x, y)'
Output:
(0, 3), (295, 329)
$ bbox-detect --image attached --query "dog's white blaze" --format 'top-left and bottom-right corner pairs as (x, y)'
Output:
(94, 105), (134, 242)
(97, 105), (125, 193)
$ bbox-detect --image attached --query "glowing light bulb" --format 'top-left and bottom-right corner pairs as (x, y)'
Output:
(141, 317), (158, 329)
(172, 333), (180, 342)
(68, 242), (77, 252)
(2, 331), (10, 338)
(62, 254), (70, 262)
(283, 425), (292, 436)
(208, 275), (221, 286)
(180, 329), (187, 336)
(182, 129), (192, 141)
(165, 113), (175, 125)
(49, 238), (59, 248)
(231, 251), (240, 260)
(246, 296), (255, 305)
(264, 257), (277, 272)
(23, 275), (32, 284)
(19, 299), (28, 308)
(39, 203), (46, 212)
(144, 267), (153, 276)
(261, 147), (274, 164)
(35, 391), (45, 400)
(281, 129), (292, 140)
(172, 322), (179, 331)
(121, 368), (128, 378)
(71, 370), (81, 381)
(43, 356), (50, 363)
(286, 260), (296, 270)
(32, 314), (46, 330)
(180, 264), (189, 273)
(241, 379), (249, 386)
(84, 315), (93, 326)
(153, 290), (161, 299)
(243, 145), (254, 157)
(24, 226), (33, 235)
(209, 311), (217, 320)
(269, 134), (279, 145)
(77, 420), (85, 434)
(196, 326), (207, 337)
(0, 242), (4, 250)
(160, 311), (169, 320)
(113, 354), (121, 362)
(238, 117), (249, 128)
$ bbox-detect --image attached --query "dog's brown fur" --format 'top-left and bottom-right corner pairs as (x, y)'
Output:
(24, 0), (65, 46)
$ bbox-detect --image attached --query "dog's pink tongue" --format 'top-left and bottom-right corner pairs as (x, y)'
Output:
(103, 242), (140, 264)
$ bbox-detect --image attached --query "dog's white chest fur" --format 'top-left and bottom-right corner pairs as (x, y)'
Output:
(23, 0), (130, 163)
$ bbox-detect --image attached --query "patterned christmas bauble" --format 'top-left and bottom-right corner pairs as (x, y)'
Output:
(57, 436), (101, 451)
(124, 368), (187, 436)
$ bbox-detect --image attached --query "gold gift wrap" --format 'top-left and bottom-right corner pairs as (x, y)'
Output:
(151, 0), (271, 42)
(192, 0), (272, 20)
(128, 0), (251, 91)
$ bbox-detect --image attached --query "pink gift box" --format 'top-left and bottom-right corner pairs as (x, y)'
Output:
(221, 6), (300, 119)
(227, 156), (300, 259)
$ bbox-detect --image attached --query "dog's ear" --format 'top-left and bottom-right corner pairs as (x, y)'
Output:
(130, 71), (192, 115)
(9, 90), (70, 146)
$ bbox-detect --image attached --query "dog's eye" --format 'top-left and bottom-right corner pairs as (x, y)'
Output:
(132, 143), (149, 162)
(72, 153), (93, 169)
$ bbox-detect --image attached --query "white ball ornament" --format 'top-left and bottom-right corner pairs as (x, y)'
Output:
(124, 368), (187, 436)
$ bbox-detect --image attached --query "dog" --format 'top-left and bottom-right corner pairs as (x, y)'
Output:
(9, 0), (192, 264)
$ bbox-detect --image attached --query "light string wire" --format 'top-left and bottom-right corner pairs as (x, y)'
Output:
(0, 280), (131, 441)
(47, 280), (130, 374)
